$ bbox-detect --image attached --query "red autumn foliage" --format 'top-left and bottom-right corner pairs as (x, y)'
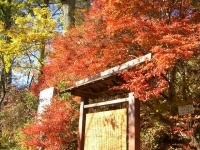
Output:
(22, 100), (78, 150)
(30, 0), (200, 149)
(35, 0), (149, 92)
(121, 17), (200, 100)
(30, 82), (40, 98)
(35, 0), (200, 101)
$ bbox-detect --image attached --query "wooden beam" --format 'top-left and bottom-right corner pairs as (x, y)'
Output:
(78, 97), (88, 150)
(71, 87), (128, 99)
(72, 76), (114, 91)
(128, 93), (140, 150)
(115, 75), (126, 84)
(71, 89), (98, 99)
(84, 98), (128, 108)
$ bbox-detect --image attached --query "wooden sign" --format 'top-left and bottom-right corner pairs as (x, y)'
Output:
(178, 104), (194, 115)
(84, 109), (127, 150)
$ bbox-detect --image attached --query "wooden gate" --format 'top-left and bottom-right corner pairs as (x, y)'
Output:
(60, 54), (151, 150)
(78, 93), (140, 150)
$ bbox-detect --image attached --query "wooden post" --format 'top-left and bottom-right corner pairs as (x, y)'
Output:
(128, 93), (140, 150)
(77, 96), (88, 150)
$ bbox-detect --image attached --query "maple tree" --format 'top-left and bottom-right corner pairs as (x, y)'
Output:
(34, 0), (200, 149)
(22, 99), (79, 150)
(38, 0), (200, 93)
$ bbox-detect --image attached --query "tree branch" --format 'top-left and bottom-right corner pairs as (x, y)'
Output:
(144, 101), (173, 126)
(160, 93), (169, 101)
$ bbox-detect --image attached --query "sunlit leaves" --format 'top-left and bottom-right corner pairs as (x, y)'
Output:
(22, 100), (78, 150)
(37, 0), (200, 98)
(33, 0), (200, 149)
(0, 3), (57, 73)
(14, 7), (57, 43)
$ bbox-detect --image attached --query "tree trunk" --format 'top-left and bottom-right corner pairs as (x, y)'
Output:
(61, 0), (75, 31)
(37, 0), (50, 77)
(0, 0), (12, 147)
(0, 0), (12, 109)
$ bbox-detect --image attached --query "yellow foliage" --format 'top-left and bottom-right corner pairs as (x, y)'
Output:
(0, 21), (4, 32)
(14, 7), (57, 43)
(0, 7), (57, 72)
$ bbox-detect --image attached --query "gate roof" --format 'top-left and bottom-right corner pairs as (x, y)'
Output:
(60, 53), (151, 99)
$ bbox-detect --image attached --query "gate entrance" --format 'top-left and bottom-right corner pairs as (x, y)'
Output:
(60, 54), (151, 150)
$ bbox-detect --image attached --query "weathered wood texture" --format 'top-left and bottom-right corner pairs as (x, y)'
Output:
(128, 93), (140, 150)
(84, 98), (128, 108)
(63, 76), (128, 99)
(78, 97), (88, 150)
